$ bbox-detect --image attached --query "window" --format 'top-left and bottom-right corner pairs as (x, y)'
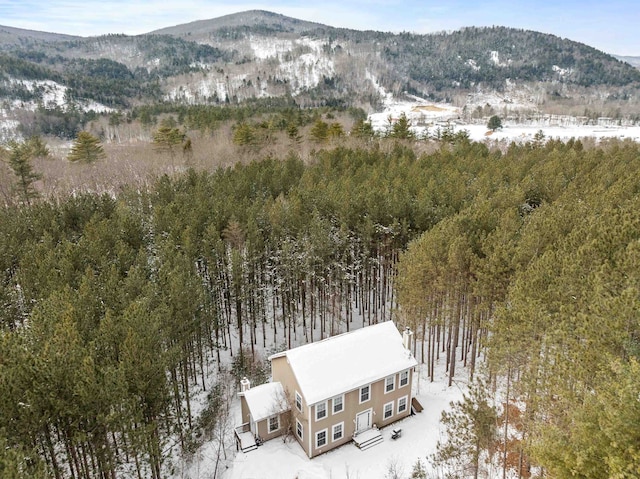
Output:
(383, 401), (394, 419)
(268, 415), (280, 433)
(332, 422), (344, 442)
(316, 429), (327, 448)
(296, 419), (303, 440)
(295, 391), (302, 412)
(316, 401), (327, 421)
(398, 396), (408, 414)
(332, 395), (344, 414)
(360, 384), (370, 403)
(385, 375), (395, 393)
(399, 370), (409, 387)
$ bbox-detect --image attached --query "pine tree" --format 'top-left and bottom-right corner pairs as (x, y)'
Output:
(388, 112), (414, 139)
(350, 118), (375, 138)
(533, 129), (546, 146)
(153, 124), (186, 167)
(7, 140), (42, 206)
(67, 131), (106, 163)
(25, 136), (49, 158)
(0, 435), (48, 479)
(432, 380), (497, 479)
(487, 115), (502, 131)
(232, 122), (255, 146)
(286, 122), (302, 143)
(309, 119), (329, 142)
(328, 122), (345, 138)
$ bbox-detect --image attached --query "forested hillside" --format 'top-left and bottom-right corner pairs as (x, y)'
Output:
(2, 10), (639, 140)
(0, 134), (639, 478)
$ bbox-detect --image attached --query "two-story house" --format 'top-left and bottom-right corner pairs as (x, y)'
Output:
(237, 321), (418, 457)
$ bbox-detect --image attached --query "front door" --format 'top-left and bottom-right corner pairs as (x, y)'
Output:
(356, 409), (372, 433)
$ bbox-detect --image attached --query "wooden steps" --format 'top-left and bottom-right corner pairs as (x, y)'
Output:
(353, 427), (384, 451)
(234, 425), (258, 453)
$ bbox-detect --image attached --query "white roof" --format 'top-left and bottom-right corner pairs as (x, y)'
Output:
(271, 321), (417, 405)
(244, 382), (289, 422)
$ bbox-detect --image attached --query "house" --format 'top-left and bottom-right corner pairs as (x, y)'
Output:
(236, 321), (418, 458)
(236, 381), (290, 452)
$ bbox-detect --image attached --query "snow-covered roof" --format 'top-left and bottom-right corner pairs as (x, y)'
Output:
(271, 321), (417, 405)
(244, 382), (289, 422)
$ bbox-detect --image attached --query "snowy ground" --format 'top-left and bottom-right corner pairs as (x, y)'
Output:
(217, 358), (468, 479)
(459, 122), (640, 143)
(369, 96), (640, 143)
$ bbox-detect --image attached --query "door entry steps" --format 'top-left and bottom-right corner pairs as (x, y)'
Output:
(353, 427), (383, 451)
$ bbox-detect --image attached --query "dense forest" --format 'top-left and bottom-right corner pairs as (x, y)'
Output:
(0, 134), (639, 478)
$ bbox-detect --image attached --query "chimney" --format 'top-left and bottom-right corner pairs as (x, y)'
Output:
(402, 327), (413, 350)
(240, 377), (251, 392)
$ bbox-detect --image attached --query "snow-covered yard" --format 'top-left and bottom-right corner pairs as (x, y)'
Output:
(216, 359), (467, 479)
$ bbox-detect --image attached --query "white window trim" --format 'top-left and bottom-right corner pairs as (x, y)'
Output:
(399, 369), (409, 388)
(268, 415), (280, 433)
(332, 421), (344, 442)
(315, 428), (328, 449)
(384, 375), (396, 394)
(397, 395), (408, 414)
(296, 418), (303, 440)
(332, 394), (344, 414)
(359, 384), (371, 404)
(315, 400), (328, 421)
(383, 401), (394, 420)
(295, 391), (302, 412)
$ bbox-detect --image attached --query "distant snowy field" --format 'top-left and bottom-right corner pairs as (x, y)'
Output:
(369, 97), (640, 143)
(206, 358), (470, 479)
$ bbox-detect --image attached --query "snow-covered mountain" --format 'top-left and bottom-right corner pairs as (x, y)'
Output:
(1, 10), (639, 138)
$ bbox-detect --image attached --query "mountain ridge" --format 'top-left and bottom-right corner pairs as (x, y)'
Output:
(0, 24), (80, 45)
(149, 10), (328, 38)
(1, 10), (639, 140)
(615, 55), (640, 69)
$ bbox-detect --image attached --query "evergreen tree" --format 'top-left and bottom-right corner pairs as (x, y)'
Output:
(153, 123), (186, 166)
(67, 131), (106, 163)
(328, 122), (345, 138)
(350, 118), (375, 139)
(286, 122), (302, 143)
(309, 119), (329, 142)
(533, 129), (546, 146)
(598, 359), (640, 478)
(0, 435), (48, 479)
(25, 136), (50, 158)
(7, 140), (42, 206)
(232, 122), (255, 146)
(388, 112), (414, 139)
(432, 380), (497, 479)
(487, 115), (502, 131)
(182, 136), (193, 162)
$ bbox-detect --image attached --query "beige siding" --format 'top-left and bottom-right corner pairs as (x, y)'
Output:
(305, 367), (414, 458)
(271, 356), (312, 457)
(239, 395), (250, 425)
(272, 355), (415, 458)
(255, 411), (290, 441)
(241, 392), (289, 441)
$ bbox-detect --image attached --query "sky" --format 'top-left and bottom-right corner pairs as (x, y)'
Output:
(0, 0), (638, 56)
